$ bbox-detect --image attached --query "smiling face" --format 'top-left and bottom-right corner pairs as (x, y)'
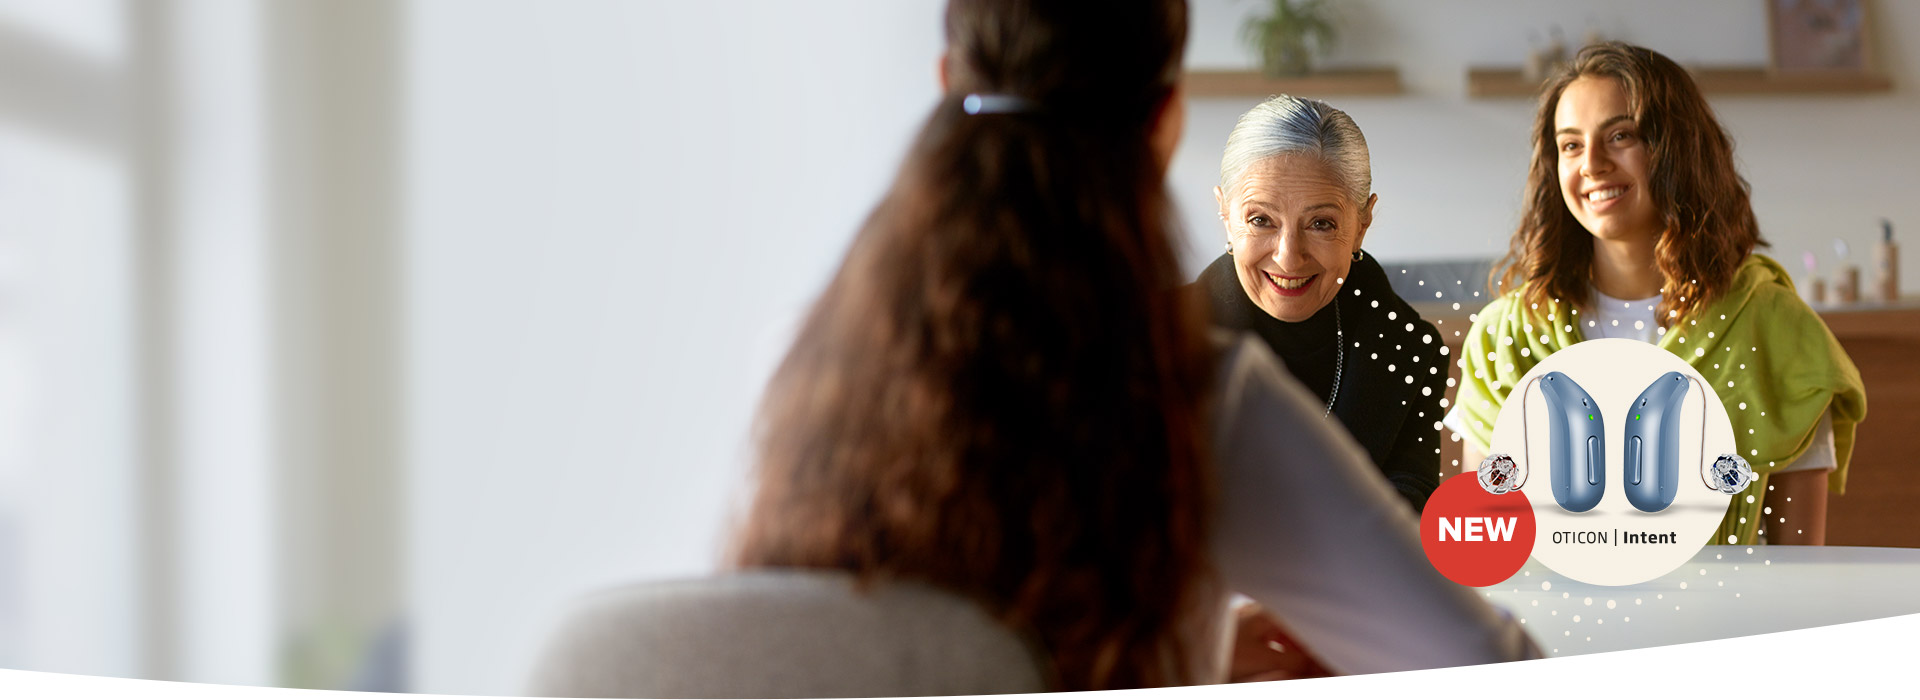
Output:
(1554, 77), (1662, 245)
(1216, 154), (1374, 322)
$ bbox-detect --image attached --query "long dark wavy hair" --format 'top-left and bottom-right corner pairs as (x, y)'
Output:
(1495, 42), (1765, 324)
(731, 0), (1214, 690)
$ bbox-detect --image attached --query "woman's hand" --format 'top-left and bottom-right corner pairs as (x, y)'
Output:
(1228, 602), (1334, 683)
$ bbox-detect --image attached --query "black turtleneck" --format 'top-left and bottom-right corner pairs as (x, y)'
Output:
(1193, 252), (1444, 512)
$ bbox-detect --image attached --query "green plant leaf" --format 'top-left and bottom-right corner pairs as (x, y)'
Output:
(1241, 0), (1341, 62)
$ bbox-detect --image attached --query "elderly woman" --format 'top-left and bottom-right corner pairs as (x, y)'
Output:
(1195, 95), (1445, 512)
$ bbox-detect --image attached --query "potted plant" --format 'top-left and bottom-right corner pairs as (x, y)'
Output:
(1243, 0), (1337, 78)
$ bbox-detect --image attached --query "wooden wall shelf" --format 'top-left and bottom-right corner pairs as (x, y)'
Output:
(1185, 67), (1403, 98)
(1468, 66), (1893, 98)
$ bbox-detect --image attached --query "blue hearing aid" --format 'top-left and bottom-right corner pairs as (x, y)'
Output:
(1623, 371), (1690, 512)
(1625, 371), (1757, 512)
(1524, 371), (1606, 513)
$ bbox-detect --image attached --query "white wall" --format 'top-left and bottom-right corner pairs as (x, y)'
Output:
(404, 1), (945, 693)
(404, 1), (1920, 694)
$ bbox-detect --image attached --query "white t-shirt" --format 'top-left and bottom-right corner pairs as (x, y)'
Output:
(1588, 289), (1662, 343)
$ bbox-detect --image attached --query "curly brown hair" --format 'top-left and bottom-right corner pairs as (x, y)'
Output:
(1495, 42), (1766, 324)
(731, 0), (1215, 690)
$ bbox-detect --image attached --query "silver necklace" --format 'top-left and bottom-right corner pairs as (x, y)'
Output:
(1325, 298), (1343, 418)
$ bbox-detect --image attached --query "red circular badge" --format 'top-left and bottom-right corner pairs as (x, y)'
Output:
(1420, 474), (1535, 587)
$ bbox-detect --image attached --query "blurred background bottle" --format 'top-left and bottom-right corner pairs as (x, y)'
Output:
(1874, 219), (1899, 302)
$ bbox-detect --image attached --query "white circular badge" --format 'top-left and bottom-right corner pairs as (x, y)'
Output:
(1479, 339), (1736, 585)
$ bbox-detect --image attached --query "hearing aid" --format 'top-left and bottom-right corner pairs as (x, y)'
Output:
(1525, 371), (1606, 513)
(1623, 371), (1757, 512)
(1623, 371), (1689, 512)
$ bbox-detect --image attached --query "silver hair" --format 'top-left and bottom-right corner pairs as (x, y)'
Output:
(1218, 94), (1372, 207)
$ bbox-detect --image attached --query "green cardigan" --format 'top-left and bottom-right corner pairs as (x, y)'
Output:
(1450, 254), (1867, 545)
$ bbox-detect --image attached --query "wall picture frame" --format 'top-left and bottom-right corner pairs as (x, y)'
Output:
(1768, 0), (1874, 73)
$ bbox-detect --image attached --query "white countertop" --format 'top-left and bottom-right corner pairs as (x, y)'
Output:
(1482, 546), (1920, 656)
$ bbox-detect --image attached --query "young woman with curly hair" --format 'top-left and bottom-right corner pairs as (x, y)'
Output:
(1448, 42), (1866, 546)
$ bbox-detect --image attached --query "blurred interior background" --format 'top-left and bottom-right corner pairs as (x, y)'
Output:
(0, 0), (1914, 695)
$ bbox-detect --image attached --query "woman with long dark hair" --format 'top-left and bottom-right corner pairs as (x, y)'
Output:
(1448, 43), (1866, 545)
(734, 0), (1535, 689)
